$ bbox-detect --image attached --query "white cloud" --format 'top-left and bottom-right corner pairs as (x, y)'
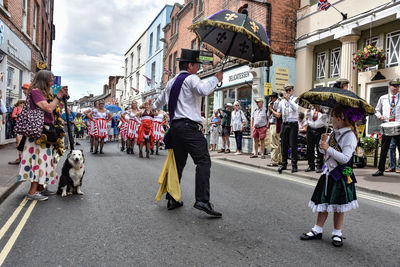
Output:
(52, 0), (182, 100)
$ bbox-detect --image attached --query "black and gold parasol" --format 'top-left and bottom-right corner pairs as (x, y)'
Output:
(297, 87), (375, 115)
(189, 9), (273, 67)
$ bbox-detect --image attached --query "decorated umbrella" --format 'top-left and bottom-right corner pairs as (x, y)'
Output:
(296, 87), (375, 115)
(189, 7), (273, 68)
(105, 104), (122, 113)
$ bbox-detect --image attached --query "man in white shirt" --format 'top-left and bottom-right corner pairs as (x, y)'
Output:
(373, 78), (400, 176)
(153, 49), (223, 217)
(305, 105), (328, 173)
(267, 92), (281, 166)
(277, 84), (299, 173)
(250, 97), (267, 159)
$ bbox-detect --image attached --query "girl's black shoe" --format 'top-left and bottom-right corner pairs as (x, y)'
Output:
(332, 235), (344, 247)
(300, 231), (322, 240)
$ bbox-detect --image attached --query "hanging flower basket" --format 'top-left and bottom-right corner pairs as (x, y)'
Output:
(352, 45), (386, 71)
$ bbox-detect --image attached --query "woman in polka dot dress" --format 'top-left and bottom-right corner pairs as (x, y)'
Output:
(18, 70), (69, 201)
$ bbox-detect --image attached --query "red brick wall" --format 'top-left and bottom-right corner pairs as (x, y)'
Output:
(0, 0), (54, 73)
(162, 0), (299, 85)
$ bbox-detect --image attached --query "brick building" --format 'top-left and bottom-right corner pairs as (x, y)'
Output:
(162, 0), (300, 153)
(0, 0), (55, 144)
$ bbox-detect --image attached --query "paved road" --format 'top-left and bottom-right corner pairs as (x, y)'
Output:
(0, 140), (399, 266)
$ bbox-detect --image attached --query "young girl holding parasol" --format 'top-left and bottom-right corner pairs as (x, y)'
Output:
(300, 105), (364, 247)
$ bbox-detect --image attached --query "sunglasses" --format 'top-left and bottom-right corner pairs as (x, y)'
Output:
(285, 89), (292, 92)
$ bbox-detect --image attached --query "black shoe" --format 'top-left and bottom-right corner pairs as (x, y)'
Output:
(156, 151), (159, 155)
(292, 166), (298, 173)
(372, 170), (384, 176)
(146, 151), (150, 158)
(300, 231), (322, 241)
(193, 201), (222, 217)
(332, 235), (344, 247)
(278, 165), (287, 174)
(151, 149), (154, 155)
(100, 150), (104, 154)
(93, 150), (98, 154)
(305, 166), (315, 172)
(75, 142), (81, 145)
(167, 199), (184, 210)
(121, 147), (125, 152)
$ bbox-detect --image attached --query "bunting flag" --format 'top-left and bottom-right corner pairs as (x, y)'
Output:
(317, 0), (331, 11)
(143, 75), (152, 86)
(163, 68), (171, 77)
(131, 87), (140, 95)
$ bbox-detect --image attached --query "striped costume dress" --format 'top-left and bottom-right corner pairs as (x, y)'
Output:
(127, 111), (140, 140)
(87, 108), (95, 137)
(92, 109), (110, 139)
(137, 110), (154, 148)
(153, 113), (165, 142)
(119, 114), (130, 142)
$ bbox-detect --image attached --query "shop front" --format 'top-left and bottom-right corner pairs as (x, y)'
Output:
(0, 19), (32, 145)
(202, 65), (262, 153)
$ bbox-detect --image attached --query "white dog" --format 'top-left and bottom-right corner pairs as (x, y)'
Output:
(57, 150), (85, 197)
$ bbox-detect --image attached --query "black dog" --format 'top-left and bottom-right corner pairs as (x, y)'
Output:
(58, 150), (85, 197)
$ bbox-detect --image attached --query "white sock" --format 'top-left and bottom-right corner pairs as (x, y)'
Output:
(306, 225), (323, 236)
(332, 229), (342, 237)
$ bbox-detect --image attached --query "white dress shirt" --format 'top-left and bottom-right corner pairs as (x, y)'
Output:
(278, 96), (298, 123)
(153, 71), (219, 124)
(375, 93), (400, 122)
(0, 99), (6, 113)
(306, 108), (328, 129)
(319, 127), (357, 175)
(252, 106), (267, 128)
(231, 109), (247, 131)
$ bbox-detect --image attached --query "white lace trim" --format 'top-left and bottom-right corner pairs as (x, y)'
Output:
(308, 200), (359, 213)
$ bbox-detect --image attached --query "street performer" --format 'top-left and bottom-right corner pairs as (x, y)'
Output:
(153, 48), (223, 217)
(373, 78), (400, 176)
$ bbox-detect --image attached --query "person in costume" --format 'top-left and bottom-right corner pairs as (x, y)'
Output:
(153, 109), (166, 155)
(119, 108), (130, 151)
(137, 101), (155, 158)
(121, 101), (140, 154)
(153, 48), (223, 217)
(277, 84), (299, 173)
(305, 105), (328, 173)
(84, 101), (99, 152)
(88, 101), (112, 154)
(300, 105), (361, 247)
(373, 78), (400, 176)
(209, 109), (221, 151)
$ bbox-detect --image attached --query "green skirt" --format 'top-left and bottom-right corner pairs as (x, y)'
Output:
(309, 174), (358, 213)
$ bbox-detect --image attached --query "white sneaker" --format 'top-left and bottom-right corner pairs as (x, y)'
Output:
(234, 152), (242, 155)
(26, 192), (48, 201)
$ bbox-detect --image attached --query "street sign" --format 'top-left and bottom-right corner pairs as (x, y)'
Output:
(198, 50), (213, 65)
(264, 82), (272, 96)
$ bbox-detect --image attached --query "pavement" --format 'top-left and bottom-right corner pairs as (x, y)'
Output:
(210, 150), (400, 200)
(1, 142), (400, 204)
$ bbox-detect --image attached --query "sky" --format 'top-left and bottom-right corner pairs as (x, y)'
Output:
(52, 0), (183, 101)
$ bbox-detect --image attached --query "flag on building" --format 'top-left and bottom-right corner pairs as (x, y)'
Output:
(164, 68), (171, 77)
(131, 87), (140, 95)
(143, 75), (152, 86)
(317, 0), (331, 11)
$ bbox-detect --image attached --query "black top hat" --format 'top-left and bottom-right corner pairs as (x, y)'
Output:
(176, 49), (202, 64)
(269, 92), (278, 98)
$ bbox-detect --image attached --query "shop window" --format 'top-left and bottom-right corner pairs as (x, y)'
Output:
(316, 52), (326, 80)
(207, 93), (214, 120)
(330, 48), (341, 78)
(237, 86), (252, 136)
(386, 30), (400, 68)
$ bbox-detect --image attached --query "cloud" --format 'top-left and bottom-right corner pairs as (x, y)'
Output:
(52, 0), (181, 100)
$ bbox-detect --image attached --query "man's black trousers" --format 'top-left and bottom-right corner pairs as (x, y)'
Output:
(306, 126), (326, 169)
(166, 119), (211, 202)
(281, 122), (298, 167)
(378, 134), (400, 172)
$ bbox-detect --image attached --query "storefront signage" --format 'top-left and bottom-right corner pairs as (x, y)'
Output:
(275, 67), (289, 91)
(36, 60), (47, 70)
(264, 83), (272, 96)
(7, 40), (27, 67)
(229, 71), (250, 82)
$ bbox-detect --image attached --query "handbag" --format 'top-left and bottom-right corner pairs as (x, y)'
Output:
(14, 92), (44, 139)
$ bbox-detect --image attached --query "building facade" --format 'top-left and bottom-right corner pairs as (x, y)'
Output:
(162, 0), (299, 153)
(142, 5), (173, 102)
(295, 0), (400, 135)
(122, 31), (147, 108)
(0, 0), (55, 144)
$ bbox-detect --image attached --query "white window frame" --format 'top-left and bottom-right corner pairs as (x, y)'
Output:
(386, 30), (400, 68)
(327, 81), (336, 87)
(33, 4), (38, 43)
(365, 37), (380, 71)
(316, 52), (326, 80)
(22, 0), (28, 32)
(330, 48), (341, 78)
(314, 82), (325, 88)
